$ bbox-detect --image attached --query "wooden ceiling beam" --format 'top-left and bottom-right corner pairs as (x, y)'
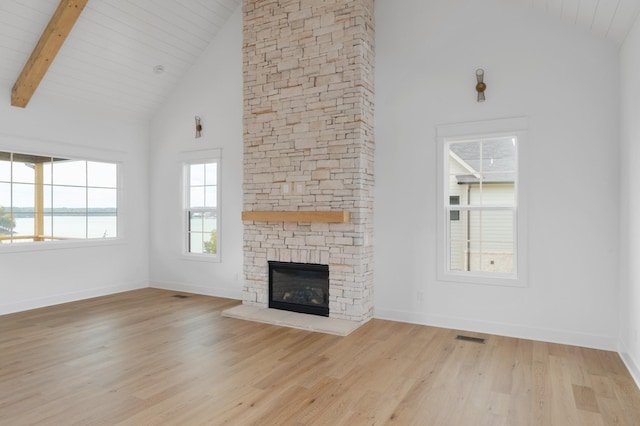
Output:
(11, 0), (88, 108)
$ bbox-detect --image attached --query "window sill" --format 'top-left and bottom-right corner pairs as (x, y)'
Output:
(437, 270), (527, 288)
(181, 253), (220, 263)
(0, 237), (125, 254)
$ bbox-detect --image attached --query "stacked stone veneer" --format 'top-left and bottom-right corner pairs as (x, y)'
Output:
(242, 0), (375, 322)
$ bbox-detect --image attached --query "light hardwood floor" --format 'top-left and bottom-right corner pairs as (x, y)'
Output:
(1, 288), (639, 425)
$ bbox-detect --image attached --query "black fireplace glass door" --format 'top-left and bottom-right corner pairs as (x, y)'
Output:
(269, 261), (329, 316)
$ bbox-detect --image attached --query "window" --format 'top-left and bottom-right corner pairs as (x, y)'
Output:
(449, 196), (460, 221)
(184, 159), (219, 259)
(437, 118), (527, 286)
(0, 151), (118, 244)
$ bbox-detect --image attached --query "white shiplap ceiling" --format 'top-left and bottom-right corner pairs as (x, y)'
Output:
(0, 0), (241, 120)
(510, 0), (640, 43)
(0, 0), (638, 120)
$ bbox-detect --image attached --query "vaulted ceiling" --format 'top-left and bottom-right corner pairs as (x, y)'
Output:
(512, 0), (640, 42)
(0, 0), (638, 120)
(0, 0), (241, 119)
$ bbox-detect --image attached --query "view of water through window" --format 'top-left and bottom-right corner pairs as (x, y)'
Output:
(12, 216), (117, 240)
(0, 151), (118, 243)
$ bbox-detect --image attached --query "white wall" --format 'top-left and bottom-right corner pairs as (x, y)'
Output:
(2, 0), (622, 353)
(0, 0), (625, 357)
(374, 0), (620, 349)
(148, 7), (244, 298)
(0, 90), (149, 314)
(620, 13), (640, 386)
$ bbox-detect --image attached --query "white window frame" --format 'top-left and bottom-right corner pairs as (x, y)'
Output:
(181, 149), (221, 262)
(436, 117), (528, 287)
(0, 136), (124, 253)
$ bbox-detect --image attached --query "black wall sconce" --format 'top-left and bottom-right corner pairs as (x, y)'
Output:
(195, 116), (203, 138)
(475, 69), (486, 102)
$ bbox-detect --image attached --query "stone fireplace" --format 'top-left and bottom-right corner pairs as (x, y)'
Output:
(241, 0), (375, 323)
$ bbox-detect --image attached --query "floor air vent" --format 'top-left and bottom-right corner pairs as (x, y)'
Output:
(456, 335), (486, 344)
(172, 294), (189, 299)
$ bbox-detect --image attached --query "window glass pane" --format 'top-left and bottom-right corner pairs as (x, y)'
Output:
(190, 164), (205, 186)
(12, 211), (34, 239)
(189, 212), (204, 233)
(87, 162), (117, 188)
(13, 162), (35, 184)
(190, 232), (205, 254)
(42, 184), (53, 212)
(52, 214), (86, 239)
(449, 209), (468, 271)
(204, 185), (217, 208)
(203, 211), (216, 233)
(477, 210), (514, 248)
(448, 141), (480, 203)
(449, 139), (517, 206)
(449, 141), (481, 172)
(482, 137), (516, 173)
(468, 183), (515, 207)
(0, 182), (10, 207)
(205, 163), (217, 185)
(448, 178), (468, 206)
(43, 161), (53, 185)
(53, 186), (86, 210)
(468, 210), (514, 273)
(0, 160), (10, 182)
(475, 241), (514, 273)
(188, 213), (217, 254)
(13, 183), (35, 209)
(88, 216), (117, 239)
(203, 229), (217, 254)
(53, 160), (86, 186)
(88, 188), (117, 210)
(190, 186), (205, 208)
(449, 209), (514, 274)
(467, 241), (515, 273)
(43, 213), (53, 238)
(482, 138), (516, 200)
(0, 204), (16, 237)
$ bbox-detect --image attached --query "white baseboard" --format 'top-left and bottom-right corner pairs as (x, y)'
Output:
(150, 280), (242, 301)
(0, 281), (148, 316)
(374, 308), (617, 351)
(619, 341), (640, 391)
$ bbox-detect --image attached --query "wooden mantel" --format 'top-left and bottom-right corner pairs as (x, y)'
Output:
(241, 211), (350, 223)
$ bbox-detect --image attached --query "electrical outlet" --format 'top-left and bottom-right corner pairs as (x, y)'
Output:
(282, 183), (290, 194)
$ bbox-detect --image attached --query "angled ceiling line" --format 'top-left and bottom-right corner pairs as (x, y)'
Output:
(604, 0), (621, 38)
(11, 0), (88, 108)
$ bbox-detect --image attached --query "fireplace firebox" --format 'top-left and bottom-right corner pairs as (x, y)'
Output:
(268, 261), (329, 317)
